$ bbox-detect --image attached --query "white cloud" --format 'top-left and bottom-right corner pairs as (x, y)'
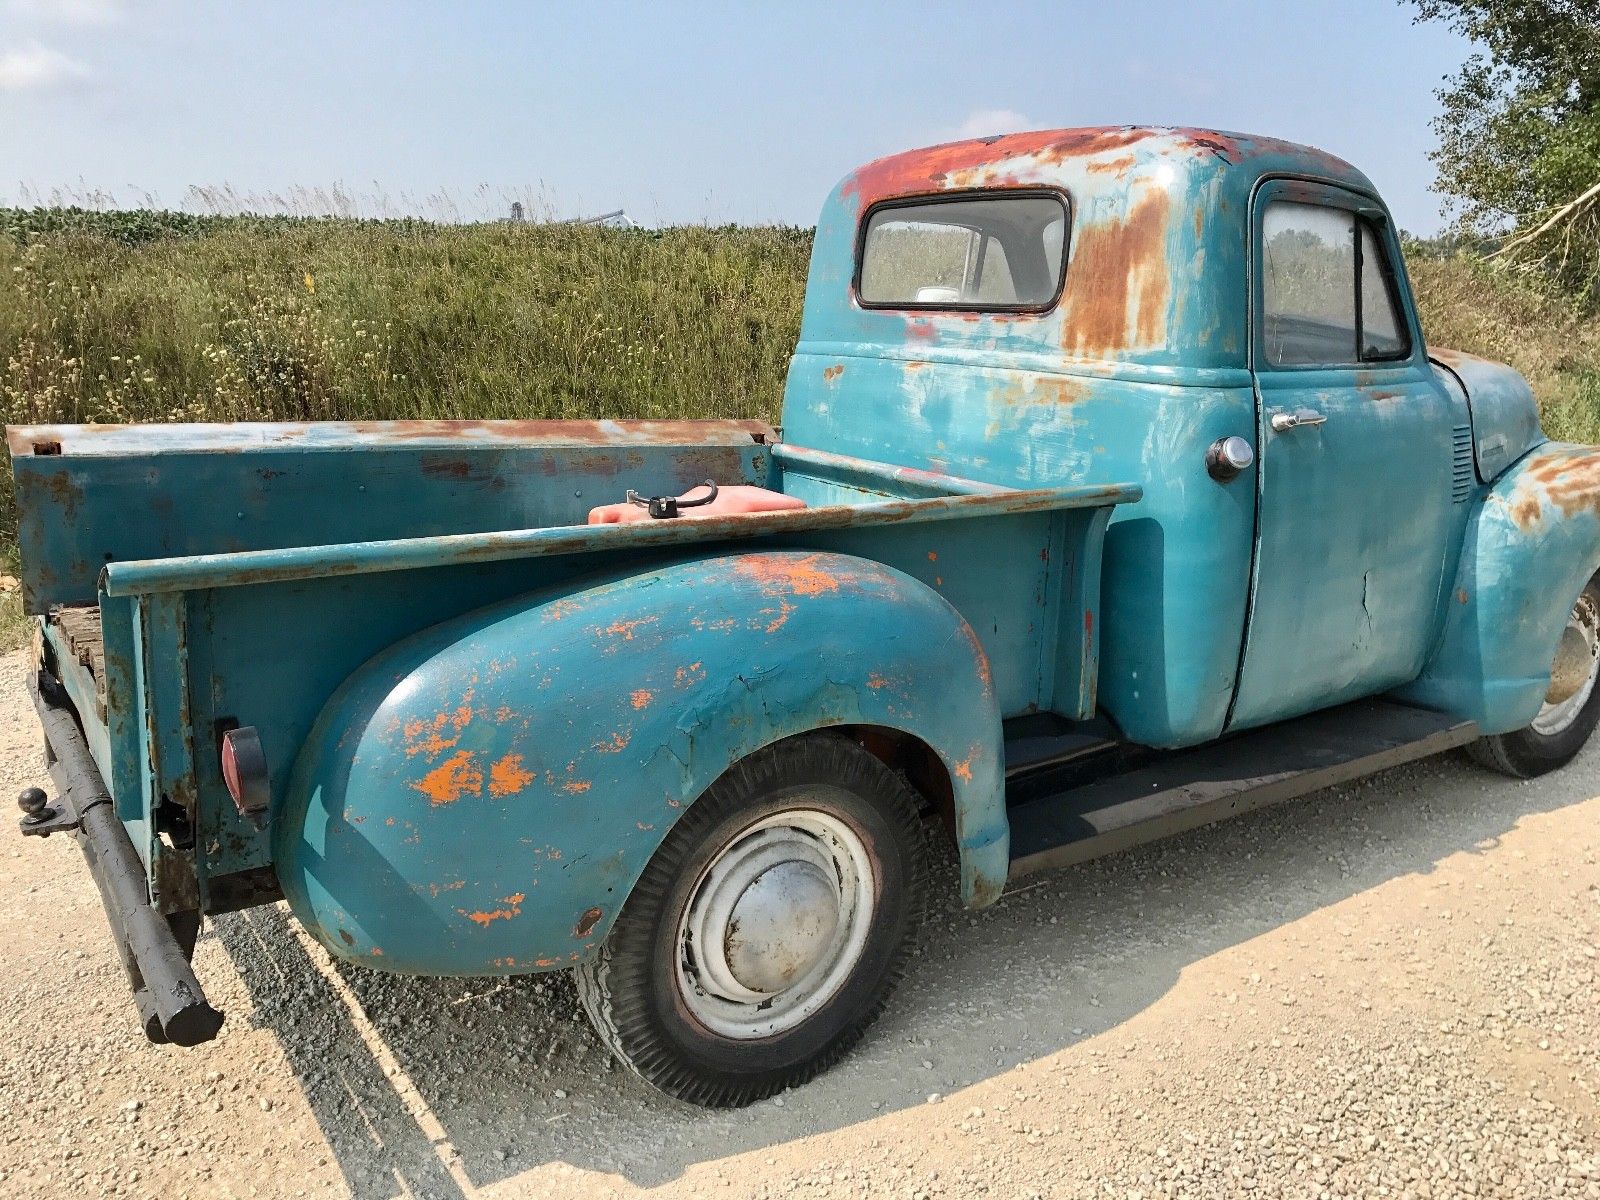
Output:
(6, 0), (125, 26)
(946, 108), (1034, 141)
(0, 43), (92, 90)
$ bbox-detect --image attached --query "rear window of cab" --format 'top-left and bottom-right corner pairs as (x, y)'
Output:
(855, 192), (1068, 312)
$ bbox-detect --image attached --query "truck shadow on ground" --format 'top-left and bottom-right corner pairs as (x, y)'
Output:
(213, 745), (1596, 1198)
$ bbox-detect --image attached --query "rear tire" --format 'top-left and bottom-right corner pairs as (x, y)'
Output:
(574, 732), (928, 1107)
(1468, 574), (1600, 779)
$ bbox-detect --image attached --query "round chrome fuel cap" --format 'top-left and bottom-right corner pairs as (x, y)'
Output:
(1206, 435), (1255, 482)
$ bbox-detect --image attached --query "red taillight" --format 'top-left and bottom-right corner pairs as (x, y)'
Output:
(221, 726), (270, 827)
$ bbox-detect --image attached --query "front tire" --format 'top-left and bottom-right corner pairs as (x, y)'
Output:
(1468, 573), (1600, 778)
(574, 732), (928, 1107)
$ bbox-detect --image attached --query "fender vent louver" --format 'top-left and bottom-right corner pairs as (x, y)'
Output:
(1451, 425), (1474, 502)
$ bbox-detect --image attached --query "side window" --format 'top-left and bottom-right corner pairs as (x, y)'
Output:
(1262, 200), (1411, 366)
(1359, 224), (1406, 358)
(857, 193), (1067, 310)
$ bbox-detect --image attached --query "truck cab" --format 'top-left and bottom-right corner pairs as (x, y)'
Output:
(11, 126), (1598, 1108)
(784, 125), (1542, 746)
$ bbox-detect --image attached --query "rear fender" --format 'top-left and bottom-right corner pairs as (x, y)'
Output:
(275, 549), (1005, 975)
(1396, 444), (1600, 732)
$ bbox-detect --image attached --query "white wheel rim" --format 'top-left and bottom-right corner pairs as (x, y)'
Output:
(1534, 591), (1600, 736)
(675, 804), (875, 1040)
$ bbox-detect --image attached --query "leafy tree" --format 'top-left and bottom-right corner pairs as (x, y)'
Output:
(1410, 0), (1600, 294)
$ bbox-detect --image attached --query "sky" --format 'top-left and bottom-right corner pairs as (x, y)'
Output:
(0, 0), (1477, 233)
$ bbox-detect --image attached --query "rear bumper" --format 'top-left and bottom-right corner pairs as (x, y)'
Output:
(19, 669), (223, 1046)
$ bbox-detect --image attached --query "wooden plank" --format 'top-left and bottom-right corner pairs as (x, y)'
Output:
(52, 604), (107, 722)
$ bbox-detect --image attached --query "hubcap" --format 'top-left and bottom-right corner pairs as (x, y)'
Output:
(1534, 592), (1600, 736)
(676, 805), (874, 1040)
(724, 860), (840, 994)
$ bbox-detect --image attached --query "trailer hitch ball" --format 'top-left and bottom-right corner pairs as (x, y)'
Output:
(17, 786), (53, 827)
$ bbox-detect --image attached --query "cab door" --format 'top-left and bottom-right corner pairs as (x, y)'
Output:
(1228, 180), (1462, 731)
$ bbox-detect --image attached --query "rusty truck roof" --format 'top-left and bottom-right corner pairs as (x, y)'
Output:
(839, 125), (1373, 211)
(794, 126), (1386, 378)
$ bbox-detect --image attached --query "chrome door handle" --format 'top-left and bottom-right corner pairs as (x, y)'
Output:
(1270, 408), (1328, 433)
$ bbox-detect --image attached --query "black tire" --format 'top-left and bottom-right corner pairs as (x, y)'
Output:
(574, 732), (928, 1107)
(1467, 574), (1600, 779)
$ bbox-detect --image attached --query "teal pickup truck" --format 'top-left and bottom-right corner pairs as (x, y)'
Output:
(13, 126), (1600, 1107)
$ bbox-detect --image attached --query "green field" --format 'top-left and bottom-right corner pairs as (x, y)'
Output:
(2, 209), (1598, 559)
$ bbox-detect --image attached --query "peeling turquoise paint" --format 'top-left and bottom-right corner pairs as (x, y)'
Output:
(277, 551), (1010, 971)
(1398, 444), (1600, 732)
(8, 125), (1594, 976)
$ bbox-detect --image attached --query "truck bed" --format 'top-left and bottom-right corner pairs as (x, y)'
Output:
(14, 418), (1140, 919)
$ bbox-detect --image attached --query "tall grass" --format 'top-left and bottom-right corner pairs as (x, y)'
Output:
(3, 211), (1600, 562)
(0, 214), (811, 431)
(1407, 248), (1600, 443)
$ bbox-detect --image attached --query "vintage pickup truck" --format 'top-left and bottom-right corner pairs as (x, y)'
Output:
(12, 126), (1600, 1107)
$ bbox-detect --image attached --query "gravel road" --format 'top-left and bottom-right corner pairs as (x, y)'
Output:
(0, 647), (1596, 1199)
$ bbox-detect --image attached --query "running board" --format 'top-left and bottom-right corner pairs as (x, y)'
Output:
(1006, 699), (1479, 881)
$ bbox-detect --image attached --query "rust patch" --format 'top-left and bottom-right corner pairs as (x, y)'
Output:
(603, 616), (659, 641)
(574, 906), (604, 938)
(562, 779), (592, 794)
(488, 753), (535, 797)
(544, 596), (586, 621)
(822, 364), (845, 382)
(1084, 152), (1138, 177)
(336, 417), (774, 446)
(412, 748), (482, 805)
(1507, 449), (1600, 528)
(957, 621), (994, 695)
(594, 731), (630, 754)
(1030, 127), (1162, 166)
(419, 454), (506, 486)
(993, 374), (1089, 406)
(762, 598), (797, 634)
(629, 689), (654, 710)
(953, 755), (974, 783)
(402, 706), (474, 759)
(463, 893), (525, 926)
(675, 661), (706, 687)
(1060, 187), (1172, 357)
(846, 128), (1164, 209)
(1429, 346), (1490, 370)
(843, 132), (1063, 209)
(732, 552), (845, 598)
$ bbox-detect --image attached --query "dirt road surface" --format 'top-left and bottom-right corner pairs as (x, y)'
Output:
(0, 648), (1597, 1199)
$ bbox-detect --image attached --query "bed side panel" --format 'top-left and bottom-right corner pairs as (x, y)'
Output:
(10, 431), (771, 611)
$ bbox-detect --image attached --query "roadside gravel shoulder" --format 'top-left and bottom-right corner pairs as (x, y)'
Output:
(0, 645), (1595, 1199)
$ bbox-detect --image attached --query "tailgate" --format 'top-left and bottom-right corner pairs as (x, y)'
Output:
(37, 591), (200, 917)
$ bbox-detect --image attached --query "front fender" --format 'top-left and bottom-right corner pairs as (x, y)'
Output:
(1397, 443), (1600, 732)
(275, 549), (1005, 975)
